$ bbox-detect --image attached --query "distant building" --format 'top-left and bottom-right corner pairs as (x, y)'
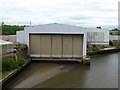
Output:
(109, 35), (120, 41)
(0, 40), (13, 55)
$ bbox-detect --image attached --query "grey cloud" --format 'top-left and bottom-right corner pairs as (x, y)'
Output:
(0, 0), (118, 30)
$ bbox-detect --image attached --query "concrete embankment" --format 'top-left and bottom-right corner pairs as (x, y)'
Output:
(87, 48), (120, 57)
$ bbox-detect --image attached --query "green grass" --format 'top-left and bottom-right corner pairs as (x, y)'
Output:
(87, 47), (100, 52)
(1, 58), (27, 80)
(0, 69), (16, 80)
(1, 70), (15, 80)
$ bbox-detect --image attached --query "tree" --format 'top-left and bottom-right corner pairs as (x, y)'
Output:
(1, 22), (4, 26)
(111, 28), (119, 31)
(2, 24), (29, 35)
(96, 27), (101, 29)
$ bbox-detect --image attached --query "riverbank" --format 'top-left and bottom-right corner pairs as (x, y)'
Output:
(87, 47), (120, 57)
(2, 47), (120, 88)
(4, 62), (70, 88)
(3, 52), (119, 88)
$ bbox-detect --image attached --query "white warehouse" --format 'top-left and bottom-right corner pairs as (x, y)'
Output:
(17, 23), (109, 45)
(16, 23), (109, 59)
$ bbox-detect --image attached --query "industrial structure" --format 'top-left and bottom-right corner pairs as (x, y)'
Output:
(16, 23), (109, 61)
(0, 40), (13, 55)
(17, 23), (109, 45)
(109, 35), (120, 41)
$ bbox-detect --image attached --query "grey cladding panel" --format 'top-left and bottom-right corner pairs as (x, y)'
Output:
(30, 35), (40, 54)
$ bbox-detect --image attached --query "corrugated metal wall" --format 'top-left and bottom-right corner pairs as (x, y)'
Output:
(52, 35), (62, 57)
(87, 31), (109, 43)
(40, 35), (51, 57)
(73, 35), (83, 57)
(29, 35), (40, 56)
(109, 35), (119, 41)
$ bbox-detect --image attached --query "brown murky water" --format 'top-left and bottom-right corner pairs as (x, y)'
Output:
(4, 52), (119, 88)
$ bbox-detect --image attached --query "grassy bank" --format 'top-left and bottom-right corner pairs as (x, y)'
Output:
(1, 44), (29, 80)
(87, 41), (120, 53)
(1, 58), (27, 80)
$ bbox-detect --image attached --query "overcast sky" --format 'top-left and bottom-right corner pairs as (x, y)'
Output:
(0, 0), (119, 29)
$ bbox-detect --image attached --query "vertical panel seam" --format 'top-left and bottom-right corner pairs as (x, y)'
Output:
(51, 35), (52, 58)
(40, 35), (41, 57)
(72, 35), (73, 58)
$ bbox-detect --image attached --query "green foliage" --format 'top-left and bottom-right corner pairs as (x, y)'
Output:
(14, 45), (28, 51)
(93, 47), (100, 51)
(17, 58), (26, 66)
(111, 28), (119, 31)
(87, 48), (93, 52)
(2, 25), (28, 35)
(96, 27), (101, 29)
(101, 45), (109, 49)
(2, 58), (19, 72)
(109, 40), (113, 46)
(87, 47), (100, 52)
(19, 45), (28, 50)
(110, 28), (120, 35)
(115, 45), (120, 48)
(110, 32), (112, 35)
(101, 45), (105, 49)
(92, 44), (96, 48)
(2, 58), (27, 72)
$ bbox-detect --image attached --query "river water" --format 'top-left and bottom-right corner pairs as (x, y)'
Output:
(4, 52), (119, 88)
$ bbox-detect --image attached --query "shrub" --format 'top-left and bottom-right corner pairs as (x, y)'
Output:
(92, 44), (96, 48)
(17, 58), (26, 66)
(101, 45), (109, 49)
(18, 45), (28, 50)
(110, 32), (112, 35)
(14, 45), (28, 51)
(87, 48), (93, 52)
(93, 47), (100, 51)
(101, 45), (105, 49)
(109, 40), (113, 46)
(2, 58), (19, 72)
(115, 45), (120, 49)
(87, 47), (100, 52)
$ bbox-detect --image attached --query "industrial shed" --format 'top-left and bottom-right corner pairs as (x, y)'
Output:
(17, 23), (109, 45)
(16, 23), (109, 60)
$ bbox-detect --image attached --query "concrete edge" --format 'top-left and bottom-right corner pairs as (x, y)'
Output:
(87, 48), (120, 57)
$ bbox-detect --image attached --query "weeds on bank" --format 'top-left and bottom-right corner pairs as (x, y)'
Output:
(87, 44), (110, 52)
(87, 44), (120, 53)
(1, 58), (26, 79)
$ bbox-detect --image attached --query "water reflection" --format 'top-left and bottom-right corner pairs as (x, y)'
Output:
(33, 53), (118, 88)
